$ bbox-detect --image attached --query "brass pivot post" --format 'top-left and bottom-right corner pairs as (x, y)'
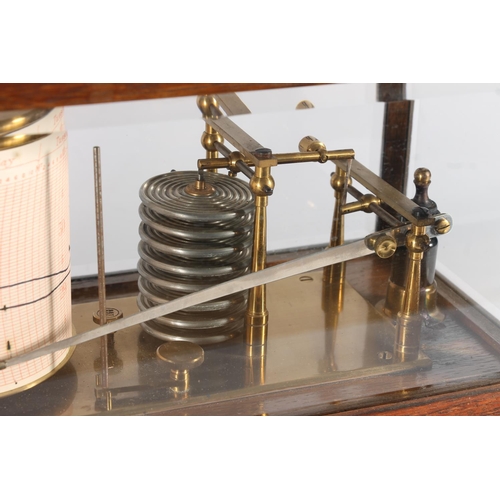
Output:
(245, 344), (266, 386)
(324, 163), (349, 288)
(299, 136), (348, 306)
(383, 168), (445, 322)
(197, 95), (223, 173)
(246, 148), (275, 346)
(298, 137), (349, 372)
(157, 341), (204, 399)
(394, 214), (431, 363)
(412, 168), (443, 321)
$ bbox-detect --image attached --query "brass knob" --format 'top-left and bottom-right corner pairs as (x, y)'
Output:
(412, 167), (438, 214)
(296, 100), (314, 110)
(157, 341), (204, 397)
(156, 341), (204, 373)
(373, 234), (397, 259)
(298, 135), (326, 153)
(414, 167), (431, 188)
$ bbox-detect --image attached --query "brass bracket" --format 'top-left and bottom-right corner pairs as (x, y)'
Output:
(364, 215), (453, 259)
(333, 159), (436, 227)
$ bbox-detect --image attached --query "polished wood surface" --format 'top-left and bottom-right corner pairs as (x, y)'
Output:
(338, 382), (500, 416)
(0, 83), (320, 111)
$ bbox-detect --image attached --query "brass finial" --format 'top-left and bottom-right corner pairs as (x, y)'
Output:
(196, 95), (220, 119)
(414, 167), (431, 187)
(412, 168), (438, 213)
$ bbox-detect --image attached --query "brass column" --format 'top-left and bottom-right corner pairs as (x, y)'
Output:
(323, 165), (348, 287)
(297, 137), (348, 371)
(197, 95), (222, 172)
(394, 223), (430, 362)
(246, 148), (275, 346)
(298, 136), (349, 289)
(245, 344), (266, 386)
(383, 168), (445, 322)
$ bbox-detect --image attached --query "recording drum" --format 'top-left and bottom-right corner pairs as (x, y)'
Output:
(0, 108), (74, 396)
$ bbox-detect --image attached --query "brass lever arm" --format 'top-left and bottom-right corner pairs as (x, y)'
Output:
(0, 239), (375, 370)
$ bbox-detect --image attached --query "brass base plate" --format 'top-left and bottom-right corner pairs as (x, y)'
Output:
(6, 253), (500, 415)
(263, 271), (431, 385)
(59, 269), (431, 414)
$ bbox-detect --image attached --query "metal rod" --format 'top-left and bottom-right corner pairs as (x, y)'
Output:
(214, 141), (231, 157)
(93, 146), (109, 389)
(235, 160), (256, 180)
(198, 149), (355, 171)
(347, 184), (364, 200)
(273, 150), (355, 163)
(369, 204), (402, 227)
(345, 185), (401, 227)
(213, 141), (255, 180)
(342, 159), (353, 205)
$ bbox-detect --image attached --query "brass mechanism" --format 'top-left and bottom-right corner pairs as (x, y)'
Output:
(382, 168), (446, 323)
(63, 94), (454, 408)
(194, 99), (450, 362)
(157, 341), (204, 397)
(195, 116), (355, 346)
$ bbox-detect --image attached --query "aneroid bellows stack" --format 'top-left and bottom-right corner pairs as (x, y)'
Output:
(137, 170), (255, 345)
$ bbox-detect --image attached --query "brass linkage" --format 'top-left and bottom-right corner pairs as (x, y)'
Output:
(197, 148), (355, 172)
(384, 168), (452, 332)
(197, 95), (223, 173)
(195, 96), (452, 367)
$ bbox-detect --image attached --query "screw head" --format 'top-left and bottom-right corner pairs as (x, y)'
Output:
(378, 351), (393, 360)
(374, 234), (397, 259)
(434, 216), (452, 235)
(93, 307), (123, 325)
(253, 148), (273, 159)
